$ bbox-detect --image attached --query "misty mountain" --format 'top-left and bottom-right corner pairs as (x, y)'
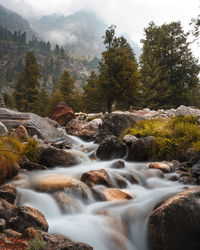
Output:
(0, 4), (36, 40)
(29, 10), (141, 59)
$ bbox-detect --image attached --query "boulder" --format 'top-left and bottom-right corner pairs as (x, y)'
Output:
(0, 108), (69, 143)
(66, 118), (99, 140)
(80, 169), (127, 188)
(49, 102), (75, 126)
(123, 134), (138, 145)
(0, 238), (28, 250)
(148, 187), (200, 250)
(127, 136), (155, 161)
(8, 206), (49, 233)
(110, 160), (125, 169)
(0, 160), (20, 185)
(0, 184), (17, 204)
(103, 188), (134, 201)
(34, 174), (91, 200)
(175, 105), (200, 118)
(95, 112), (143, 143)
(21, 160), (47, 171)
(38, 146), (78, 168)
(0, 122), (8, 136)
(13, 125), (29, 141)
(96, 135), (126, 160)
(148, 162), (172, 173)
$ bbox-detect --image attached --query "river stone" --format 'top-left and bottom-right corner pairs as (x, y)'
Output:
(0, 219), (6, 232)
(53, 192), (80, 213)
(123, 134), (138, 145)
(0, 108), (69, 143)
(95, 112), (143, 143)
(148, 162), (172, 173)
(34, 174), (91, 200)
(81, 169), (127, 188)
(66, 118), (99, 140)
(110, 160), (125, 169)
(49, 102), (75, 126)
(38, 146), (78, 168)
(0, 121), (8, 136)
(127, 136), (155, 161)
(103, 188), (134, 201)
(4, 229), (22, 238)
(8, 206), (49, 233)
(96, 135), (126, 160)
(0, 184), (17, 204)
(148, 187), (200, 250)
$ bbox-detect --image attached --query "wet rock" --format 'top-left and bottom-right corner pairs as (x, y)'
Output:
(192, 163), (200, 177)
(141, 168), (164, 179)
(66, 118), (99, 140)
(81, 169), (127, 188)
(0, 219), (6, 232)
(127, 136), (155, 161)
(0, 108), (68, 143)
(148, 187), (200, 250)
(35, 174), (91, 200)
(8, 206), (49, 233)
(0, 121), (8, 136)
(4, 229), (22, 238)
(148, 162), (172, 173)
(0, 184), (17, 204)
(38, 146), (78, 168)
(95, 112), (143, 143)
(49, 102), (75, 126)
(103, 188), (134, 201)
(96, 135), (126, 160)
(120, 173), (139, 184)
(0, 238), (28, 250)
(13, 125), (29, 141)
(110, 160), (125, 169)
(123, 134), (138, 145)
(0, 198), (16, 210)
(53, 191), (81, 213)
(21, 160), (47, 171)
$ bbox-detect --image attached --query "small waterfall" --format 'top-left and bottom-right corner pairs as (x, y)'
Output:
(16, 135), (185, 250)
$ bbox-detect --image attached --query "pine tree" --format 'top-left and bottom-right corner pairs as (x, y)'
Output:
(14, 51), (41, 112)
(140, 22), (200, 109)
(98, 25), (140, 112)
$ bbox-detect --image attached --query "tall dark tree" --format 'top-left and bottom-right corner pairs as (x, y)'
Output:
(98, 25), (140, 112)
(14, 51), (41, 112)
(140, 22), (200, 109)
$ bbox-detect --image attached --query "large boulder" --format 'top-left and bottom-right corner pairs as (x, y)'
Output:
(8, 206), (49, 233)
(127, 136), (155, 161)
(80, 169), (127, 188)
(66, 118), (100, 140)
(148, 187), (200, 250)
(38, 146), (78, 168)
(96, 135), (126, 160)
(49, 102), (75, 126)
(0, 108), (70, 143)
(34, 174), (91, 200)
(95, 112), (143, 143)
(175, 105), (200, 118)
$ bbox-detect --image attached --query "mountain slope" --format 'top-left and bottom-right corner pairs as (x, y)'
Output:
(0, 4), (36, 40)
(29, 10), (142, 59)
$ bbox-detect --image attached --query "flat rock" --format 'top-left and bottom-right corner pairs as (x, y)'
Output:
(103, 188), (134, 201)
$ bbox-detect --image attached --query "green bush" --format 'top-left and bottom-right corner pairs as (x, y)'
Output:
(122, 115), (200, 160)
(23, 138), (38, 162)
(27, 235), (46, 250)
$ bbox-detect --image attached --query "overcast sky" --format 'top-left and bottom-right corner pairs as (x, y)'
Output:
(0, 0), (199, 56)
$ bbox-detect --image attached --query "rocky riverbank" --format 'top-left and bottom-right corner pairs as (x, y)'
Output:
(0, 105), (200, 249)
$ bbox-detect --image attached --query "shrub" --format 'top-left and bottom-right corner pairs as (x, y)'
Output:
(23, 138), (38, 162)
(27, 235), (46, 250)
(122, 115), (200, 160)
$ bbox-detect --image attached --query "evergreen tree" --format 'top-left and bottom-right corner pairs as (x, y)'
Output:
(14, 51), (41, 112)
(98, 25), (140, 112)
(83, 71), (105, 112)
(35, 88), (49, 116)
(140, 22), (200, 109)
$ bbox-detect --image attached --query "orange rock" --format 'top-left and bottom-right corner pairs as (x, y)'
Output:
(0, 238), (28, 250)
(103, 188), (134, 201)
(35, 174), (91, 199)
(149, 162), (171, 173)
(15, 125), (29, 141)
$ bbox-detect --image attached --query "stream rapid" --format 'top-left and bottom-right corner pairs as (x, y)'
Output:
(13, 135), (184, 250)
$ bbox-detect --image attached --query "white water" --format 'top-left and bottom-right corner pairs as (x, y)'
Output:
(15, 135), (185, 250)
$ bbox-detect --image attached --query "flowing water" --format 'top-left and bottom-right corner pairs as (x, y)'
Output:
(13, 135), (185, 250)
